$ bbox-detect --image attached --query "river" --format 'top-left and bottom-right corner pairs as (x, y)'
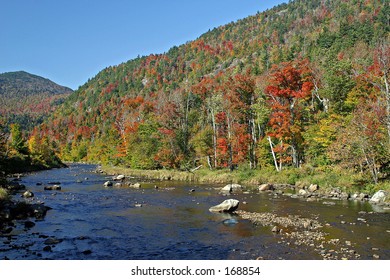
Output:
(1, 164), (389, 260)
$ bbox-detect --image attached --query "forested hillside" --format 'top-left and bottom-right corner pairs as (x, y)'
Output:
(0, 71), (72, 132)
(34, 0), (389, 189)
(0, 71), (71, 174)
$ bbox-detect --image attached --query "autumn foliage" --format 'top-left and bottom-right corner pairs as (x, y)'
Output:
(18, 0), (390, 186)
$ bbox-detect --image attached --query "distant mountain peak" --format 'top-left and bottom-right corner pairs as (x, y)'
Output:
(0, 70), (73, 131)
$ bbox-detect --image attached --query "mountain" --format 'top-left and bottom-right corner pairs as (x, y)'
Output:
(0, 71), (73, 131)
(37, 0), (389, 184)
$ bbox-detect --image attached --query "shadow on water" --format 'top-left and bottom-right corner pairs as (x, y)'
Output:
(1, 164), (389, 260)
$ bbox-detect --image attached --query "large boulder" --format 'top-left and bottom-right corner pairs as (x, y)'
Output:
(209, 199), (239, 213)
(220, 184), (244, 194)
(369, 190), (387, 204)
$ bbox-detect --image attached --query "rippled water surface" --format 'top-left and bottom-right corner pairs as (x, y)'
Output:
(1, 164), (389, 260)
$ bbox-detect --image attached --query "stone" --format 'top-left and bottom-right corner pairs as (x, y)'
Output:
(298, 189), (308, 196)
(31, 204), (51, 219)
(221, 184), (244, 193)
(209, 199), (239, 213)
(271, 226), (281, 233)
(43, 246), (52, 252)
(22, 190), (34, 198)
(103, 181), (113, 187)
(130, 183), (141, 188)
(114, 183), (122, 188)
(44, 237), (62, 245)
(24, 221), (36, 228)
(340, 192), (350, 200)
(220, 185), (232, 193)
(369, 190), (387, 204)
(222, 218), (238, 225)
(359, 193), (369, 201)
(44, 185), (61, 191)
(258, 184), (274, 191)
(308, 184), (319, 193)
(114, 174), (125, 181)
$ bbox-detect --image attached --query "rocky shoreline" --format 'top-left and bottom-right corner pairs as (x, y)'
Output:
(236, 210), (363, 260)
(0, 180), (51, 236)
(101, 166), (390, 209)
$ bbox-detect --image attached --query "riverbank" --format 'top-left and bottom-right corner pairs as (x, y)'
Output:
(101, 164), (390, 210)
(101, 165), (390, 195)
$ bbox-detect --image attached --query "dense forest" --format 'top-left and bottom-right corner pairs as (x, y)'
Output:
(23, 0), (390, 190)
(0, 71), (72, 132)
(0, 71), (70, 175)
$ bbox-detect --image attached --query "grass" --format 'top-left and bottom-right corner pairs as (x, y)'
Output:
(0, 187), (9, 201)
(101, 164), (390, 195)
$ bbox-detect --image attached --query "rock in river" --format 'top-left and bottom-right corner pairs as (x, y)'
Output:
(209, 199), (239, 213)
(44, 185), (61, 191)
(220, 184), (244, 194)
(258, 184), (274, 191)
(113, 174), (125, 181)
(370, 190), (387, 204)
(22, 190), (34, 198)
(103, 181), (113, 187)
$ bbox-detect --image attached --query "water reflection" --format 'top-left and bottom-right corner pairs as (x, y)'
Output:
(1, 164), (389, 260)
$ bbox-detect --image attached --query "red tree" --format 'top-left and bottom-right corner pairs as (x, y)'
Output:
(265, 60), (313, 168)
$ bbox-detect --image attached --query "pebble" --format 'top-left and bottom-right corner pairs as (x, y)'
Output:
(373, 254), (380, 259)
(43, 246), (52, 252)
(24, 221), (36, 228)
(44, 237), (62, 245)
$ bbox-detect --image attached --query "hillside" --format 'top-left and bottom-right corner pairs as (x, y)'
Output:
(0, 71), (73, 131)
(37, 0), (389, 189)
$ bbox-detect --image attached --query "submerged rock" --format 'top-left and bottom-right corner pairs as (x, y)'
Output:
(209, 199), (239, 213)
(222, 218), (238, 225)
(44, 185), (61, 191)
(44, 237), (62, 245)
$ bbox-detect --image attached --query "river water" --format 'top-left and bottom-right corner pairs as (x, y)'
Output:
(1, 164), (389, 260)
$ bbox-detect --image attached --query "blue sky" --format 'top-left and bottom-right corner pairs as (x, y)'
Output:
(1, 0), (285, 89)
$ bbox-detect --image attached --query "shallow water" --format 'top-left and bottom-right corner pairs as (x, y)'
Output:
(1, 164), (389, 260)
